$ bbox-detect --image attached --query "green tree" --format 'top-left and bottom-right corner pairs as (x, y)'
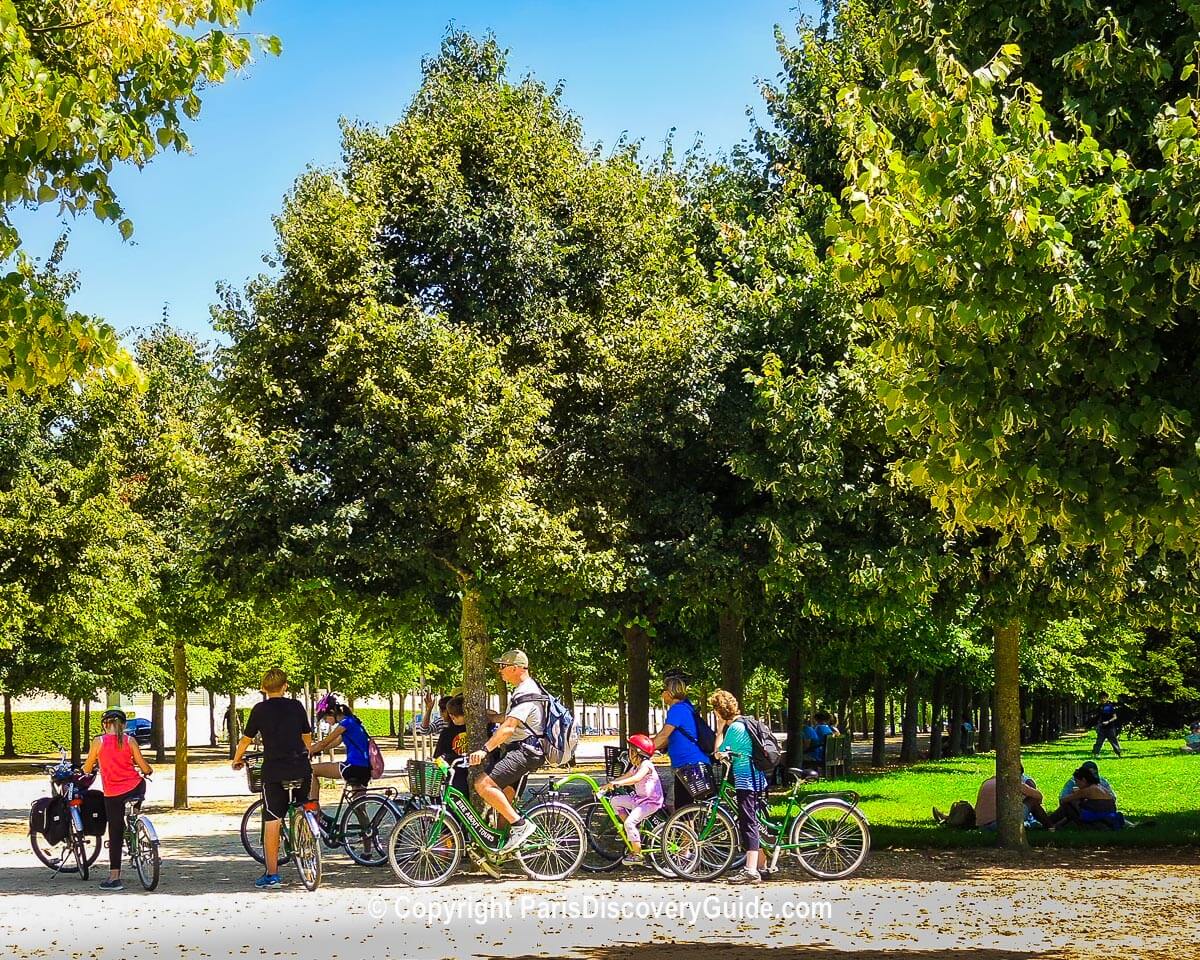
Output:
(0, 0), (278, 390)
(827, 5), (1200, 843)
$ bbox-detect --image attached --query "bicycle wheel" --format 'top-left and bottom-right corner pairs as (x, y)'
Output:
(644, 812), (687, 879)
(239, 799), (293, 867)
(516, 801), (587, 881)
(291, 808), (323, 891)
(342, 794), (402, 867)
(131, 817), (160, 891)
(662, 803), (738, 880)
(30, 832), (102, 874)
(788, 799), (871, 880)
(73, 831), (90, 881)
(579, 801), (623, 872)
(386, 808), (463, 887)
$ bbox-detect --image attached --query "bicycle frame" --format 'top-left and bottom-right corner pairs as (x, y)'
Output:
(432, 782), (508, 852)
(691, 764), (864, 859)
(552, 772), (638, 851)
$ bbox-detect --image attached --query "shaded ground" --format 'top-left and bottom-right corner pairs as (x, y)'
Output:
(0, 781), (1197, 960)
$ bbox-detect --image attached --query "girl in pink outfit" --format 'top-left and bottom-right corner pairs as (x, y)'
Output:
(83, 709), (153, 890)
(599, 734), (664, 865)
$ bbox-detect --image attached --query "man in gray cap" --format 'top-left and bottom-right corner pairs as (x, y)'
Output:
(468, 648), (546, 852)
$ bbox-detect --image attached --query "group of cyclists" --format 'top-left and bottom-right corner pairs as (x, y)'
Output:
(68, 647), (865, 891)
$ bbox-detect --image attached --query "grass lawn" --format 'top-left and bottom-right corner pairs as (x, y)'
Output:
(781, 734), (1199, 848)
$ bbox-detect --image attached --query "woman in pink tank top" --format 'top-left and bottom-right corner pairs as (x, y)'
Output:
(83, 709), (153, 890)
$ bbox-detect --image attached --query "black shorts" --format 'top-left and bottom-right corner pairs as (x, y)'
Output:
(482, 743), (544, 790)
(340, 763), (371, 787)
(263, 780), (309, 822)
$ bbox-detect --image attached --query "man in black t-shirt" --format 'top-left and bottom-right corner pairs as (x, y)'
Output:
(232, 668), (313, 888)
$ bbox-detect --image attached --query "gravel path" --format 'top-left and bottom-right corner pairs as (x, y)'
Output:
(0, 767), (1195, 960)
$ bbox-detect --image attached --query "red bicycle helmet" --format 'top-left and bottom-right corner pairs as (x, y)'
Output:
(628, 733), (655, 758)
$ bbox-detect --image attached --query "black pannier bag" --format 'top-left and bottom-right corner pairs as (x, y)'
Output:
(31, 795), (71, 844)
(80, 789), (108, 836)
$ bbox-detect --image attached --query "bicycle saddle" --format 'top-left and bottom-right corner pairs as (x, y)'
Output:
(788, 768), (821, 783)
(279, 779), (307, 790)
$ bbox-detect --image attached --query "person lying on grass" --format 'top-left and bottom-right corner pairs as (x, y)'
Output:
(1182, 722), (1200, 754)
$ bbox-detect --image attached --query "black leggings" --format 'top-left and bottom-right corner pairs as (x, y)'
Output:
(104, 782), (146, 871)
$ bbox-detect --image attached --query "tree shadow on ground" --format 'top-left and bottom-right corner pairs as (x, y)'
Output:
(510, 946), (1067, 960)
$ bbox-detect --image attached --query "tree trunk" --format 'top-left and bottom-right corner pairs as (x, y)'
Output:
(900, 672), (919, 762)
(888, 696), (896, 738)
(562, 670), (575, 715)
(785, 646), (806, 769)
(83, 700), (91, 745)
(152, 692), (165, 763)
(388, 693), (395, 738)
(858, 695), (869, 738)
(397, 690), (407, 751)
(460, 582), (490, 760)
(228, 691), (239, 759)
(617, 682), (627, 743)
(717, 608), (744, 702)
(871, 673), (887, 767)
(70, 698), (81, 766)
(929, 671), (945, 760)
(2, 692), (14, 758)
(173, 637), (189, 810)
(622, 623), (650, 736)
(208, 688), (217, 748)
(994, 620), (1027, 850)
(946, 682), (964, 757)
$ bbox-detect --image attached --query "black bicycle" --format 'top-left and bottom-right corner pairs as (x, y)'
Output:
(29, 742), (103, 880)
(239, 753), (406, 868)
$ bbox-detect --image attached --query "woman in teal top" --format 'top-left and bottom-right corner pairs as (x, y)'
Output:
(710, 689), (766, 883)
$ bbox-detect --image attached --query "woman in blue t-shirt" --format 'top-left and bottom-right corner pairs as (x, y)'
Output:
(651, 676), (711, 808)
(308, 696), (372, 802)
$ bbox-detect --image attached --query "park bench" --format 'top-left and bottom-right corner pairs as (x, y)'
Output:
(821, 732), (850, 778)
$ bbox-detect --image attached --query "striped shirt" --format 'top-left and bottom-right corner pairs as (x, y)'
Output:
(719, 719), (767, 792)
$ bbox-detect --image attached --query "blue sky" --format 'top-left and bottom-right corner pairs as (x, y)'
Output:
(12, 1), (814, 342)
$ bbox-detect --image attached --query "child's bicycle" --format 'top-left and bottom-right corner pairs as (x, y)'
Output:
(240, 756), (405, 868)
(239, 752), (322, 891)
(551, 768), (696, 877)
(661, 754), (870, 881)
(117, 777), (161, 891)
(386, 757), (587, 886)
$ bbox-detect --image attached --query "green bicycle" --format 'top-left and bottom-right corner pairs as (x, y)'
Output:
(119, 780), (161, 891)
(661, 755), (870, 881)
(386, 757), (587, 886)
(552, 768), (698, 877)
(240, 752), (323, 891)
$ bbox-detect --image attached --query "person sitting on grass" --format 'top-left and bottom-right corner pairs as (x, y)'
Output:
(1059, 760), (1115, 802)
(935, 764), (1050, 830)
(1046, 765), (1125, 830)
(597, 733), (664, 866)
(1181, 722), (1200, 754)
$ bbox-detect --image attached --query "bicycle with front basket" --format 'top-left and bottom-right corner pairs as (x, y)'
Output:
(237, 751), (323, 890)
(386, 756), (587, 886)
(240, 754), (406, 869)
(661, 754), (870, 881)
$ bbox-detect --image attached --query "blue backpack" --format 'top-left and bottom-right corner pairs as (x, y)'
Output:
(511, 681), (580, 766)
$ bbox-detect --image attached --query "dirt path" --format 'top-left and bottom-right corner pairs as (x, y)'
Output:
(0, 775), (1196, 960)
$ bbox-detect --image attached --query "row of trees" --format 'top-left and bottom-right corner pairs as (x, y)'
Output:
(5, 2), (1200, 844)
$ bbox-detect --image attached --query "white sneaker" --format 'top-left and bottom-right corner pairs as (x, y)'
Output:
(500, 819), (537, 854)
(729, 868), (760, 884)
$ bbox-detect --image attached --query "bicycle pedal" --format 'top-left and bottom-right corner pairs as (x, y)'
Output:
(469, 854), (502, 880)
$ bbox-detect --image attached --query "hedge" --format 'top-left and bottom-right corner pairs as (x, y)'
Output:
(4, 707), (417, 755)
(6, 711), (98, 755)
